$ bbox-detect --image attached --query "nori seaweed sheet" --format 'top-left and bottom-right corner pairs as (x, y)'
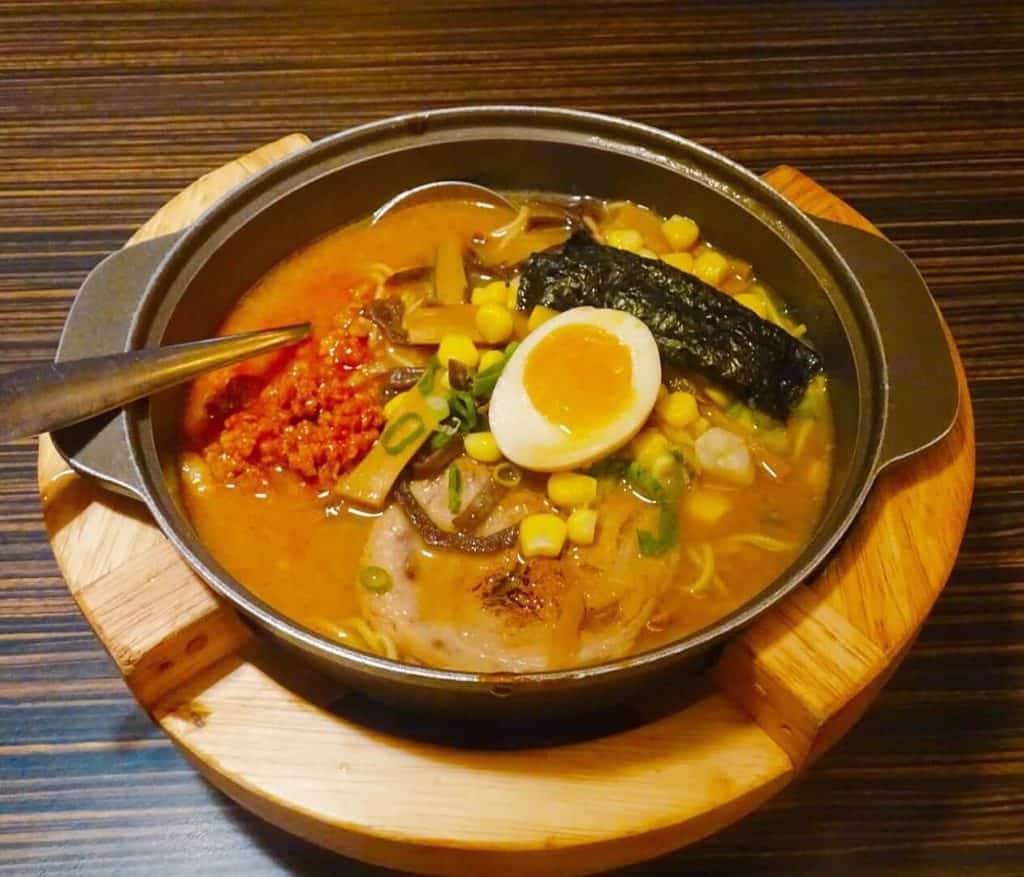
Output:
(517, 231), (823, 420)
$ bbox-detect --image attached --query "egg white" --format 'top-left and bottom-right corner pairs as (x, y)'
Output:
(489, 307), (662, 471)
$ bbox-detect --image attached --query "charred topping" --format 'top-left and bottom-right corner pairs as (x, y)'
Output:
(474, 560), (566, 623)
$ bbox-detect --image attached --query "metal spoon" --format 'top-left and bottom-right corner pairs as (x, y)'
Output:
(372, 181), (514, 223)
(4, 182), (507, 444)
(0, 323), (310, 443)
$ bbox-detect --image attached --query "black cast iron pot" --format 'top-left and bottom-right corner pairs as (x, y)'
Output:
(52, 107), (958, 717)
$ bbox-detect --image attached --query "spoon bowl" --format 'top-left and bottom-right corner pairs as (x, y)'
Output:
(372, 180), (514, 224)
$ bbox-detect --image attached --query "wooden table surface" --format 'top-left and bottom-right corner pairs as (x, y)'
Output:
(1, 2), (1022, 874)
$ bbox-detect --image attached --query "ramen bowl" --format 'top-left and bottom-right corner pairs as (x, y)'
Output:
(52, 107), (957, 717)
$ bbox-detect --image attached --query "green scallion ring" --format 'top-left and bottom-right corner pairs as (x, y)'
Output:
(493, 462), (522, 488)
(380, 411), (426, 455)
(359, 565), (393, 593)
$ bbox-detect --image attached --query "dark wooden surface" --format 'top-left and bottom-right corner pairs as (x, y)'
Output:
(1, 2), (1022, 874)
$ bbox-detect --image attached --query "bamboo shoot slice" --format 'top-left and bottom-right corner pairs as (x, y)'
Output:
(336, 392), (450, 509)
(404, 304), (483, 344)
(433, 237), (468, 304)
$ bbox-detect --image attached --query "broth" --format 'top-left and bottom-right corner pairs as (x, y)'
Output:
(180, 195), (833, 672)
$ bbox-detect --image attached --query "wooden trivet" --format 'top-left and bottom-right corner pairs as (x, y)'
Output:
(36, 134), (975, 876)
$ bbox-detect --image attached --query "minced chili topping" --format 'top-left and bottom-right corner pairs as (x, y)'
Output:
(199, 317), (384, 491)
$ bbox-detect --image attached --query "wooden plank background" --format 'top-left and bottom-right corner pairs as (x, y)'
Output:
(0, 2), (1021, 874)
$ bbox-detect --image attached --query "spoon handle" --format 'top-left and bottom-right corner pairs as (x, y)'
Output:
(0, 323), (311, 443)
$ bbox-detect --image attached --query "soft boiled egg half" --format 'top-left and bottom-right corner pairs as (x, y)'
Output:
(489, 307), (662, 471)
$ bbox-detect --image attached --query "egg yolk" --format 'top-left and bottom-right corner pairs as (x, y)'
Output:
(523, 324), (634, 435)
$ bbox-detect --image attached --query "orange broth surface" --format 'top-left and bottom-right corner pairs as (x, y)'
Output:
(179, 197), (834, 666)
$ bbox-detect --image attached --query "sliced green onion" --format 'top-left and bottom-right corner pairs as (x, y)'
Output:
(417, 355), (441, 395)
(430, 428), (455, 449)
(380, 411), (426, 455)
(504, 340), (521, 358)
(638, 505), (677, 557)
(470, 360), (506, 400)
(359, 565), (393, 593)
(448, 390), (478, 432)
(447, 464), (462, 513)
(493, 462), (522, 488)
(584, 456), (631, 479)
(627, 461), (666, 503)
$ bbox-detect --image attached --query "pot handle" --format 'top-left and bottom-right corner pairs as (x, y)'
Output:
(50, 232), (183, 501)
(810, 216), (959, 473)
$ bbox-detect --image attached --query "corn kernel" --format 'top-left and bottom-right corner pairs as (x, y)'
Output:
(607, 228), (644, 252)
(437, 333), (479, 368)
(662, 251), (695, 273)
(471, 280), (509, 306)
(519, 513), (568, 557)
(692, 416), (711, 437)
(383, 391), (412, 420)
(479, 349), (505, 372)
(547, 472), (598, 508)
(684, 488), (732, 526)
(735, 291), (769, 319)
(650, 451), (678, 482)
(475, 302), (515, 344)
(660, 424), (692, 446)
(694, 250), (729, 286)
(527, 305), (558, 332)
(464, 431), (502, 463)
(656, 391), (699, 429)
(662, 214), (700, 251)
(631, 428), (671, 470)
(730, 258), (753, 281)
(439, 370), (453, 391)
(566, 508), (598, 545)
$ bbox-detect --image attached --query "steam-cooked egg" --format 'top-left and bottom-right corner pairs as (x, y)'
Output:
(489, 307), (661, 471)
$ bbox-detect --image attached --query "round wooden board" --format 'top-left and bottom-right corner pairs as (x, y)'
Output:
(37, 135), (975, 877)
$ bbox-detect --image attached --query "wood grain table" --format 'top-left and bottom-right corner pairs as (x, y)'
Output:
(1, 2), (1021, 874)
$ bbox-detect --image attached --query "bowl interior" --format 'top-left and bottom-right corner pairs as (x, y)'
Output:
(126, 119), (885, 710)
